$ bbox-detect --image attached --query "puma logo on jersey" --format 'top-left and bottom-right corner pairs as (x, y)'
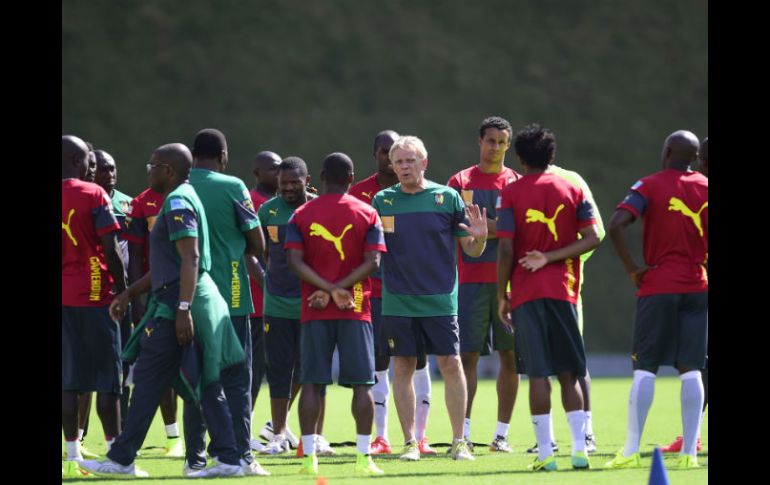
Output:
(62, 208), (78, 246)
(144, 327), (154, 337)
(173, 215), (184, 223)
(525, 204), (565, 241)
(361, 191), (373, 199)
(668, 197), (708, 237)
(146, 201), (157, 207)
(269, 209), (278, 216)
(310, 223), (353, 260)
(383, 198), (394, 205)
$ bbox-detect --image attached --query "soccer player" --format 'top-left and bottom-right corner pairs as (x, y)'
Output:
(349, 130), (436, 455)
(497, 124), (601, 472)
(606, 131), (708, 469)
(526, 162), (606, 456)
(286, 152), (387, 476)
(246, 151), (279, 451)
(62, 135), (127, 477)
(124, 174), (182, 457)
(373, 135), (488, 462)
(82, 143), (246, 478)
(94, 149), (134, 430)
(447, 116), (521, 452)
(258, 157), (332, 455)
(84, 141), (97, 182)
(184, 129), (269, 476)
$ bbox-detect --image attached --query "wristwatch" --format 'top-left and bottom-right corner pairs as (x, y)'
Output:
(178, 301), (191, 311)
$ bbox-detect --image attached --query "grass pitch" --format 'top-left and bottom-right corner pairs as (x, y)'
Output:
(64, 376), (708, 484)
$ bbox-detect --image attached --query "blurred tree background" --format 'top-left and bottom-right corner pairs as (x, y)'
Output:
(62, 0), (707, 352)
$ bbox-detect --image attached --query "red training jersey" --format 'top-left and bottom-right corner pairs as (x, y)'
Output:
(248, 188), (271, 317)
(497, 173), (597, 310)
(62, 179), (121, 306)
(616, 168), (708, 296)
(284, 193), (387, 323)
(125, 188), (164, 272)
(348, 173), (385, 298)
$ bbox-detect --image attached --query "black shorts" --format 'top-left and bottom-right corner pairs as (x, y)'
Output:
(371, 298), (390, 358)
(62, 305), (122, 394)
(458, 283), (515, 354)
(511, 299), (586, 378)
(632, 292), (708, 370)
(383, 315), (460, 357)
(250, 316), (266, 396)
(263, 315), (301, 398)
(300, 320), (374, 386)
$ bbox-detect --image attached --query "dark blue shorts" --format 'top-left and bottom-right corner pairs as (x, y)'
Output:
(511, 299), (586, 378)
(250, 316), (266, 397)
(383, 315), (460, 357)
(263, 315), (301, 398)
(458, 283), (515, 354)
(300, 320), (374, 386)
(62, 305), (122, 394)
(371, 298), (389, 357)
(632, 292), (708, 370)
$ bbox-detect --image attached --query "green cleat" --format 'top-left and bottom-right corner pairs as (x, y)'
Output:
(80, 443), (100, 459)
(62, 460), (93, 478)
(604, 450), (642, 469)
(571, 451), (591, 469)
(355, 454), (385, 475)
(399, 440), (420, 461)
(298, 453), (318, 476)
(677, 454), (699, 468)
(164, 436), (184, 457)
(527, 455), (557, 471)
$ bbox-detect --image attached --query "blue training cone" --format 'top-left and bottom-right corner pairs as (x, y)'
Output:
(648, 448), (670, 485)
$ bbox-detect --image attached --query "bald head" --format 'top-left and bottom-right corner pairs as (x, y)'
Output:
(255, 151), (281, 169)
(373, 130), (399, 152)
(662, 130), (699, 168)
(62, 135), (89, 179)
(154, 143), (193, 177)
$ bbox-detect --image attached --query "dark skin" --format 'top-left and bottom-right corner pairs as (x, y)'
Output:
(94, 151), (117, 195)
(253, 151), (281, 198)
(262, 167), (315, 438)
(608, 130), (700, 375)
(462, 125), (516, 423)
(62, 135), (127, 441)
(110, 144), (197, 348)
(497, 157), (600, 416)
(288, 168), (381, 437)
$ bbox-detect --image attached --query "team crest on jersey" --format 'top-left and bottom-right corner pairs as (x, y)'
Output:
(631, 180), (643, 190)
(244, 198), (255, 211)
(434, 194), (444, 206)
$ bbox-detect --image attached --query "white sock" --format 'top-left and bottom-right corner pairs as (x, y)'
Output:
(585, 411), (594, 436)
(372, 370), (390, 440)
(356, 434), (371, 455)
(548, 414), (556, 443)
(302, 435), (317, 455)
(66, 439), (82, 461)
(463, 418), (471, 441)
(105, 437), (115, 452)
(165, 423), (179, 438)
(414, 363), (431, 440)
(532, 413), (552, 461)
(680, 370), (704, 456)
(623, 370), (656, 456)
(77, 428), (85, 441)
(495, 421), (510, 439)
(566, 410), (586, 454)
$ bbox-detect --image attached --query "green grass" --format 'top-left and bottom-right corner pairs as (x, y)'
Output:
(65, 377), (707, 484)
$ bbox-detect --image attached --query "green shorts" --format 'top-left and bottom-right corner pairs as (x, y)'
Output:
(458, 283), (515, 354)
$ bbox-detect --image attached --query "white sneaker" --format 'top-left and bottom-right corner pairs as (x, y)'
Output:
(240, 458), (270, 476)
(80, 459), (149, 477)
(183, 460), (205, 477)
(316, 435), (336, 456)
(258, 421), (275, 441)
(250, 437), (267, 452)
(259, 434), (290, 455)
(186, 461), (244, 478)
(285, 426), (299, 449)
